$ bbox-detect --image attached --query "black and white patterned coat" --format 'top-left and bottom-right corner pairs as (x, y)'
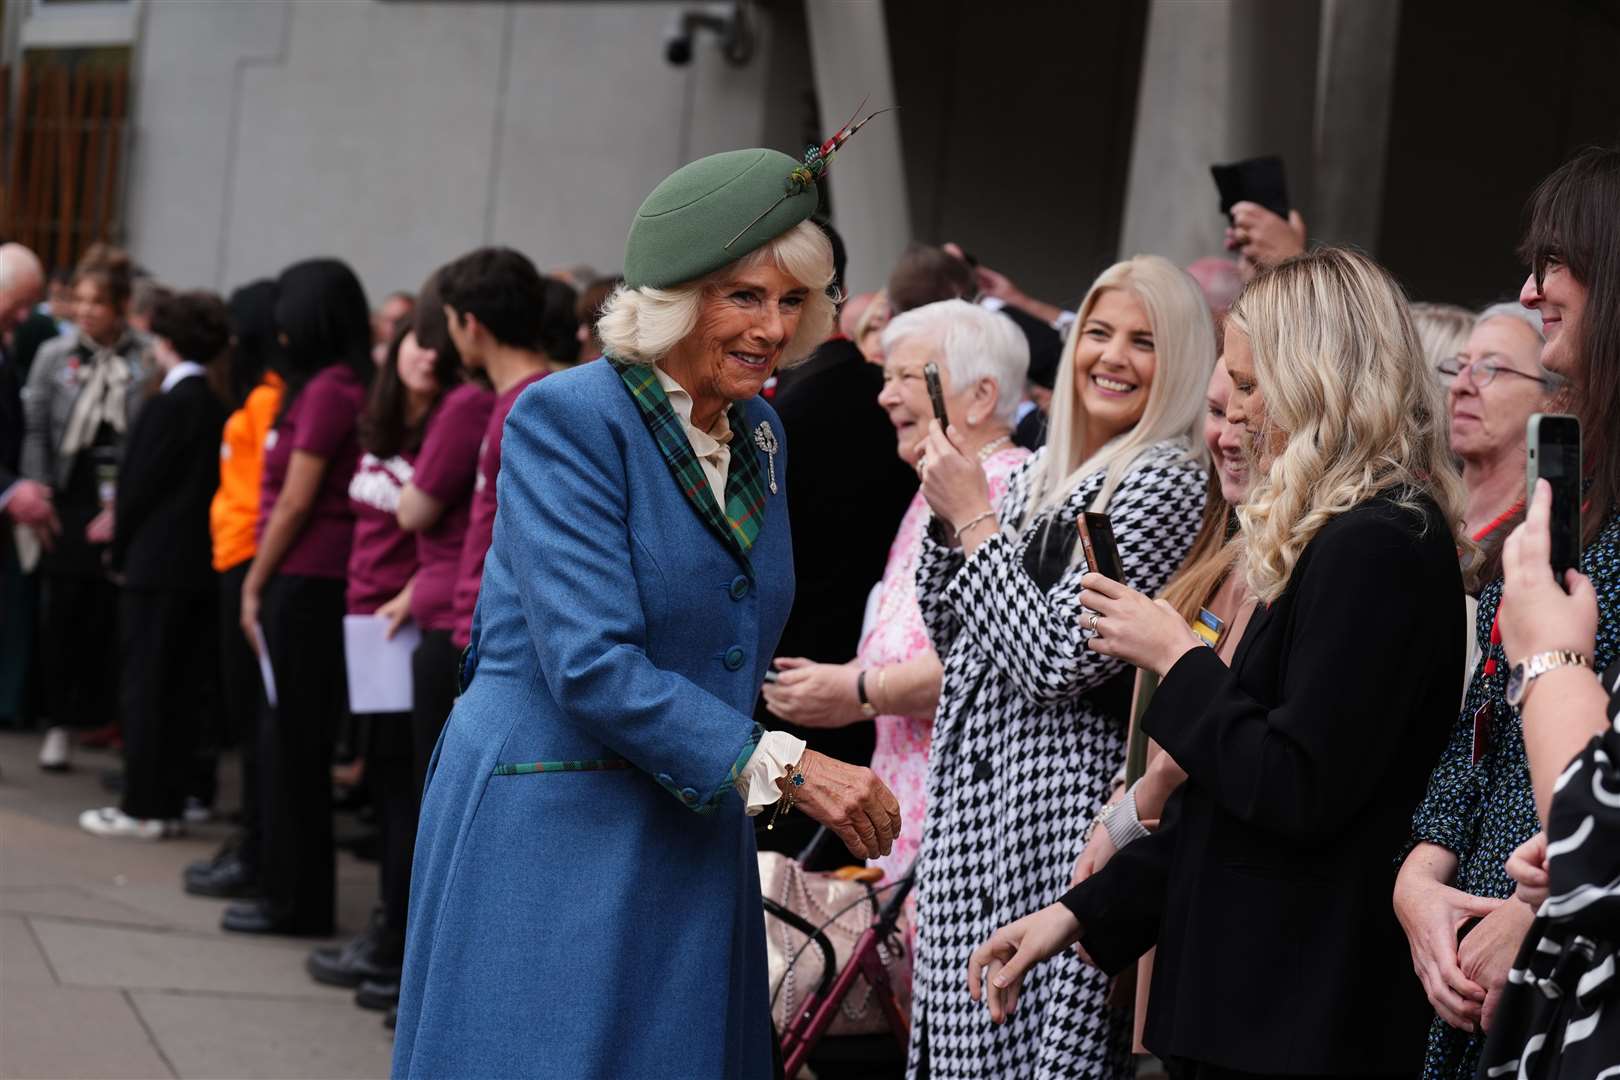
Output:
(906, 440), (1206, 1080)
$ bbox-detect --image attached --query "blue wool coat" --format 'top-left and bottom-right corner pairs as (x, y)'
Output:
(392, 359), (793, 1079)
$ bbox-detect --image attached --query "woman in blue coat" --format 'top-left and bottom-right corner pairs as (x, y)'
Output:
(393, 148), (903, 1079)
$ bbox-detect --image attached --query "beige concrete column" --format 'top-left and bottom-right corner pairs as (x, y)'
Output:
(804, 0), (911, 294)
(1312, 0), (1401, 251)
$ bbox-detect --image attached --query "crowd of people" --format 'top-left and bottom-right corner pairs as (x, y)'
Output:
(0, 138), (1616, 1080)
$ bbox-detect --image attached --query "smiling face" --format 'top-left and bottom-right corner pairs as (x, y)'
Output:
(396, 330), (440, 398)
(1519, 260), (1588, 377)
(1072, 288), (1157, 444)
(1447, 316), (1550, 464)
(660, 263), (808, 420)
(1220, 325), (1285, 469)
(1204, 359), (1249, 503)
(878, 335), (981, 465)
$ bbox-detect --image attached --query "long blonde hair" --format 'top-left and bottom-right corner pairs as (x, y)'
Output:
(1024, 255), (1215, 526)
(1228, 248), (1467, 603)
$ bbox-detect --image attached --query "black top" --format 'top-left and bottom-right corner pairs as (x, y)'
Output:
(111, 373), (228, 591)
(753, 337), (917, 768)
(1063, 493), (1463, 1075)
(0, 344), (21, 495)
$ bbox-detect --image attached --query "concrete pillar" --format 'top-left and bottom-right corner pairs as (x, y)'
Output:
(1312, 0), (1401, 251)
(803, 0), (911, 295)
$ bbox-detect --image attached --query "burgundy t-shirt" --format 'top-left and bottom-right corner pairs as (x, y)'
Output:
(258, 364), (367, 579)
(409, 383), (494, 631)
(450, 370), (547, 648)
(346, 450), (418, 615)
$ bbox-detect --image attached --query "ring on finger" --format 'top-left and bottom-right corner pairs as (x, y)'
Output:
(1087, 612), (1101, 632)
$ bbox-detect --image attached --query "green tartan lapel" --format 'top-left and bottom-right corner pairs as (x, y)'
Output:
(609, 357), (769, 574)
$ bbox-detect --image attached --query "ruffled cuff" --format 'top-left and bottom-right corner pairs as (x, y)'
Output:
(734, 729), (807, 815)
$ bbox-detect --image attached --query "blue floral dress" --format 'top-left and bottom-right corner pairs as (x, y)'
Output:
(1408, 507), (1620, 1079)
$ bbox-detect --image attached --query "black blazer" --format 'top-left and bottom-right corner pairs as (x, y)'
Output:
(1064, 493), (1462, 1075)
(754, 338), (917, 766)
(111, 373), (228, 591)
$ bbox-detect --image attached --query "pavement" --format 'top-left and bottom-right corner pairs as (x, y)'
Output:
(0, 731), (394, 1080)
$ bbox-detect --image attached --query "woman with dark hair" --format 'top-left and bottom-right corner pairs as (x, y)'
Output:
(186, 281), (281, 897)
(307, 319), (458, 1003)
(1397, 146), (1620, 1079)
(23, 243), (153, 771)
(81, 291), (231, 838)
(225, 258), (373, 937)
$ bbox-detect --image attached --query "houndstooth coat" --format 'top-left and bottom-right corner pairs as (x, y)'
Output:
(906, 441), (1206, 1080)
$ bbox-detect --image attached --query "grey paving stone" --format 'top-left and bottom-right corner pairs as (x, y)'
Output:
(131, 990), (392, 1080)
(0, 885), (173, 928)
(0, 914), (56, 987)
(0, 984), (173, 1079)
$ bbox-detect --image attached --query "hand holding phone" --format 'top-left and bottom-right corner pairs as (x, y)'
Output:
(923, 362), (950, 432)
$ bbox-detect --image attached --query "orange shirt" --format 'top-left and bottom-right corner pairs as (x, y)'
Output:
(210, 373), (283, 572)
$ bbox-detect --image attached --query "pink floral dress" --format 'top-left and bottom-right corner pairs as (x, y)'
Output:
(861, 444), (1029, 885)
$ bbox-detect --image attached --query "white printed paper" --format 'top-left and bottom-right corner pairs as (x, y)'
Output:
(343, 615), (421, 714)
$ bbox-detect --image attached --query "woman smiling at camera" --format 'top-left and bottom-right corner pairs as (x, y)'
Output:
(906, 256), (1212, 1079)
(967, 248), (1468, 1080)
(392, 148), (899, 1080)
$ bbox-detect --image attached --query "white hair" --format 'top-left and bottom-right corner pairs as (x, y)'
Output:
(879, 299), (1029, 428)
(1476, 301), (1544, 341)
(596, 220), (837, 368)
(0, 243), (44, 293)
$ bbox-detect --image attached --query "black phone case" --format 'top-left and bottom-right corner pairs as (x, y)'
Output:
(1211, 156), (1290, 221)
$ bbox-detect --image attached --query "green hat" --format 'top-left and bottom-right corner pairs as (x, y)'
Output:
(622, 148), (818, 290)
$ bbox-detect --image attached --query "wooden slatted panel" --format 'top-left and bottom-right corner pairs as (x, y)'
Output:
(1, 52), (130, 268)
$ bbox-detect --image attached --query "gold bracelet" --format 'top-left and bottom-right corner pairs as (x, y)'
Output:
(875, 666), (890, 714)
(766, 755), (814, 832)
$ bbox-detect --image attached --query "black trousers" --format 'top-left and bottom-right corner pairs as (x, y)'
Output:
(119, 585), (216, 820)
(259, 573), (346, 933)
(366, 711), (412, 959)
(410, 629), (461, 801)
(41, 573), (120, 729)
(219, 561), (263, 869)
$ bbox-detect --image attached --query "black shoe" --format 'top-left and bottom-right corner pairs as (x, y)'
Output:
(184, 852), (261, 899)
(222, 901), (330, 937)
(384, 1007), (397, 1031)
(354, 977), (400, 1011)
(306, 931), (401, 987)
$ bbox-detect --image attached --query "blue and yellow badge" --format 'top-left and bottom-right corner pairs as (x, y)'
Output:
(1191, 607), (1225, 649)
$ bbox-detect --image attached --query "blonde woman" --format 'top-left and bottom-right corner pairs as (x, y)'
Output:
(908, 255), (1213, 1079)
(968, 249), (1468, 1079)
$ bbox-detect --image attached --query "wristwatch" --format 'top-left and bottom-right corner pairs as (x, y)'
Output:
(856, 669), (877, 719)
(1504, 649), (1591, 708)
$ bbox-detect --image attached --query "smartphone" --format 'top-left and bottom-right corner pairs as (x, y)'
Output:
(923, 362), (950, 427)
(1078, 512), (1125, 584)
(1527, 413), (1582, 589)
(1210, 155), (1290, 222)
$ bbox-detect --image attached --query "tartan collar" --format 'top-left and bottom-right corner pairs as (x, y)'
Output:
(609, 356), (769, 575)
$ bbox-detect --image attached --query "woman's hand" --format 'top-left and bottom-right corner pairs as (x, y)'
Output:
(760, 658), (862, 728)
(1080, 573), (1200, 676)
(376, 581), (414, 640)
(1458, 896), (1535, 1032)
(966, 903), (1085, 1024)
(1225, 201), (1307, 275)
(1070, 817), (1119, 889)
(84, 507), (114, 544)
(1506, 833), (1550, 911)
(240, 581), (263, 656)
(790, 750), (901, 860)
(1500, 479), (1598, 666)
(1392, 864), (1502, 1031)
(918, 421), (992, 538)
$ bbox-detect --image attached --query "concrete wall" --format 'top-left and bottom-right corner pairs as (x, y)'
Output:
(125, 0), (798, 299)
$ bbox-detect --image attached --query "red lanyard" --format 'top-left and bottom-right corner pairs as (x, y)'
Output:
(1473, 500), (1523, 679)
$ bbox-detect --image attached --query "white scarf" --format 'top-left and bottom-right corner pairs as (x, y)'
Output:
(60, 333), (137, 459)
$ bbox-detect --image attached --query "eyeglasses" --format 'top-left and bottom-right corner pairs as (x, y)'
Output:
(1436, 355), (1566, 392)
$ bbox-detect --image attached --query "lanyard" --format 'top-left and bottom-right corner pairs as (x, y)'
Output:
(1473, 499), (1523, 679)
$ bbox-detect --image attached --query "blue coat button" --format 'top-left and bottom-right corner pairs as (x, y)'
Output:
(680, 787), (699, 805)
(723, 646), (745, 671)
(729, 575), (749, 600)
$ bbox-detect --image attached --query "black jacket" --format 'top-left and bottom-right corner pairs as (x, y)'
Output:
(1063, 494), (1462, 1075)
(756, 338), (917, 766)
(111, 373), (228, 591)
(0, 344), (21, 496)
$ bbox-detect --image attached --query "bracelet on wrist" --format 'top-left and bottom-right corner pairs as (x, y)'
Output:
(767, 755), (814, 832)
(954, 509), (995, 542)
(856, 668), (877, 719)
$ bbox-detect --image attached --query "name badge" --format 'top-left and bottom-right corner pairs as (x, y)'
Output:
(1191, 607), (1225, 649)
(1471, 700), (1492, 765)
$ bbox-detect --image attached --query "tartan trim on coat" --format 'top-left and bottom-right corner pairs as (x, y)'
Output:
(650, 722), (765, 814)
(608, 356), (767, 575)
(492, 758), (633, 776)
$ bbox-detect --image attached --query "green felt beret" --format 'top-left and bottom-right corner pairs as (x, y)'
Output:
(622, 148), (818, 290)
